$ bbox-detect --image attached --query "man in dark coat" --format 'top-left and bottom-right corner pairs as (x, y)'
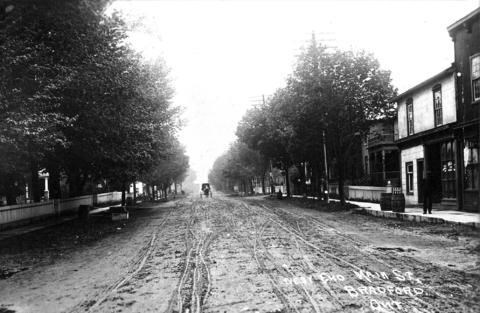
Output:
(423, 174), (433, 214)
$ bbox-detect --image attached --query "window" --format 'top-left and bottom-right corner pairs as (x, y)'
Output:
(464, 139), (479, 190)
(472, 54), (480, 102)
(406, 162), (414, 194)
(433, 85), (442, 126)
(441, 140), (456, 198)
(406, 98), (414, 135)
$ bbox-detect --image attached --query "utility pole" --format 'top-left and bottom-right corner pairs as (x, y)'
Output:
(323, 130), (329, 203)
(249, 95), (265, 107)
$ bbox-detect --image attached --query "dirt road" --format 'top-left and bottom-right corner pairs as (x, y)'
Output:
(1, 196), (479, 313)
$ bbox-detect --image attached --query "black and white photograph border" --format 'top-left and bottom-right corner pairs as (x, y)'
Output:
(0, 1), (479, 313)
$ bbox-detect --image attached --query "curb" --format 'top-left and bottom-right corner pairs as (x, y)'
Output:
(354, 207), (480, 229)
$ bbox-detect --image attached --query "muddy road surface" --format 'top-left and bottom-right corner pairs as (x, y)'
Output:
(1, 195), (479, 313)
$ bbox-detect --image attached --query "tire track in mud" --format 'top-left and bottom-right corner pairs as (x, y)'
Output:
(222, 200), (425, 312)
(230, 201), (367, 313)
(166, 200), (224, 313)
(246, 199), (477, 313)
(67, 206), (174, 313)
(220, 199), (344, 313)
(223, 206), (301, 313)
(65, 196), (477, 313)
(265, 202), (455, 312)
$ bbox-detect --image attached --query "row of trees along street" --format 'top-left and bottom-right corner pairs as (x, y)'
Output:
(210, 35), (397, 204)
(0, 0), (189, 205)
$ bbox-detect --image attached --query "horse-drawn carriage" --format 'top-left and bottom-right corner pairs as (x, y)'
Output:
(200, 183), (212, 198)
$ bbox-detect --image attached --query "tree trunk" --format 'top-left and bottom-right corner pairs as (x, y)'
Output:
(48, 167), (61, 199)
(285, 166), (291, 197)
(261, 173), (266, 194)
(5, 173), (18, 205)
(31, 163), (41, 202)
(121, 181), (126, 206)
(68, 170), (86, 197)
(338, 159), (346, 205)
(133, 181), (137, 204)
(313, 162), (319, 198)
(146, 184), (151, 200)
(271, 175), (275, 195)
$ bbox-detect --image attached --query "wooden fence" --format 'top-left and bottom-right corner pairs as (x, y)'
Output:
(0, 192), (122, 230)
(329, 184), (388, 202)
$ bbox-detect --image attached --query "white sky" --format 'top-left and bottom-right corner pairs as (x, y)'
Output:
(108, 0), (479, 183)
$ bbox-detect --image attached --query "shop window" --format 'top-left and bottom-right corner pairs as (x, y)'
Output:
(464, 139), (479, 190)
(406, 98), (414, 135)
(472, 54), (480, 102)
(441, 140), (456, 198)
(406, 162), (414, 194)
(433, 85), (442, 127)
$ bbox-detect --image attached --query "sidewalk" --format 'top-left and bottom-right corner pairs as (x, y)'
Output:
(289, 195), (479, 228)
(0, 198), (179, 242)
(347, 200), (480, 228)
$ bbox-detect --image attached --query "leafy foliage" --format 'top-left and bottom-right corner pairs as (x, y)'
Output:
(0, 0), (186, 203)
(141, 138), (189, 192)
(209, 141), (268, 193)
(235, 35), (397, 202)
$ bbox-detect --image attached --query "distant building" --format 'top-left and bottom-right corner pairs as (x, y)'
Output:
(447, 7), (480, 212)
(394, 67), (457, 207)
(362, 120), (400, 187)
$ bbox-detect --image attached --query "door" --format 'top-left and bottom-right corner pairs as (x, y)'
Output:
(417, 159), (424, 203)
(440, 140), (456, 199)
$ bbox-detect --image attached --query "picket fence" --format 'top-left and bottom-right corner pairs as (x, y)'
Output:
(0, 192), (122, 230)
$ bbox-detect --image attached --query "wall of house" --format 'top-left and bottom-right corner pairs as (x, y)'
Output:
(441, 75), (457, 124)
(401, 145), (424, 205)
(397, 74), (456, 140)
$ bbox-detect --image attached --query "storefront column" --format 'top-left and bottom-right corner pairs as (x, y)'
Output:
(44, 176), (49, 200)
(455, 132), (464, 210)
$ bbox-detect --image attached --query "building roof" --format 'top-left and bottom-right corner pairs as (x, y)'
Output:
(391, 66), (455, 103)
(447, 6), (480, 36)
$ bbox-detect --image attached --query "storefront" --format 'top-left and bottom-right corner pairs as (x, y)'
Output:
(460, 135), (479, 212)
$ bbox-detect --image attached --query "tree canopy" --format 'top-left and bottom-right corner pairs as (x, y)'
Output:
(235, 35), (397, 202)
(0, 0), (187, 204)
(209, 141), (268, 193)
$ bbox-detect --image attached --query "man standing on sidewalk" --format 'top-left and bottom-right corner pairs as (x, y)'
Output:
(423, 174), (433, 214)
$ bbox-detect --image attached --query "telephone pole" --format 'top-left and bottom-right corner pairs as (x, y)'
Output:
(323, 129), (329, 203)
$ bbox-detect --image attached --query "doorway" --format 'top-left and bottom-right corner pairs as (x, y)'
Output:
(426, 143), (442, 203)
(417, 159), (424, 203)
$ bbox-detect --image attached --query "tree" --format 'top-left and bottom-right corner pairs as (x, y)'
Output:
(1, 0), (181, 204)
(236, 102), (291, 195)
(317, 49), (397, 203)
(141, 138), (189, 199)
(235, 35), (397, 204)
(209, 141), (268, 194)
